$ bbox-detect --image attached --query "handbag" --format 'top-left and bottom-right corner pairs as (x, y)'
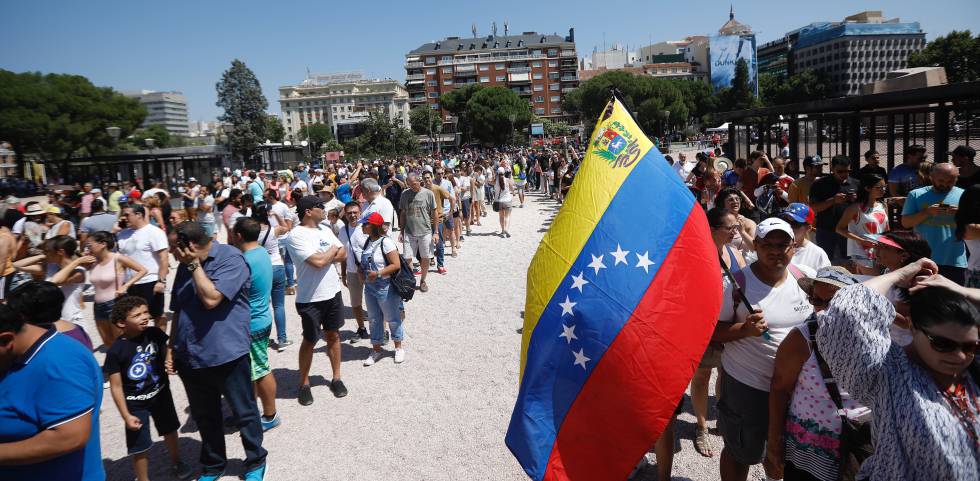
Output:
(492, 201), (501, 212)
(808, 319), (873, 481)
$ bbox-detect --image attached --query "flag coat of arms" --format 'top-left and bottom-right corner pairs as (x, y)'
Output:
(505, 97), (722, 481)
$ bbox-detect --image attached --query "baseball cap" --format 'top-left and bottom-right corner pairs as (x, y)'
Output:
(46, 205), (62, 214)
(118, 195), (129, 204)
(951, 145), (976, 158)
(781, 203), (815, 225)
(803, 155), (825, 167)
(798, 266), (860, 294)
(721, 169), (739, 186)
(868, 233), (904, 251)
(91, 188), (102, 194)
(756, 217), (795, 240)
(128, 190), (142, 200)
(358, 212), (384, 227)
(295, 195), (324, 220)
(188, 177), (197, 182)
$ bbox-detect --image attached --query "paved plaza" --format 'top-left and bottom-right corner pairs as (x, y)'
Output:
(94, 188), (765, 481)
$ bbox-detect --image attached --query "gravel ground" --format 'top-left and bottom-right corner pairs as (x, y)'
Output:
(94, 175), (766, 481)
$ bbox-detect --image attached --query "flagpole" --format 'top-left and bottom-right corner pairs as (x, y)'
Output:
(718, 254), (770, 339)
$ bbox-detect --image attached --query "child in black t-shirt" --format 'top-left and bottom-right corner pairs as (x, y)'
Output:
(105, 296), (192, 481)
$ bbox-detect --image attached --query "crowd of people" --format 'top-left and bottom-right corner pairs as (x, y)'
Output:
(0, 145), (583, 481)
(640, 144), (979, 481)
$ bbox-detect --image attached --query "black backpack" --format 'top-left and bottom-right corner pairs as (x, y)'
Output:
(361, 237), (416, 302)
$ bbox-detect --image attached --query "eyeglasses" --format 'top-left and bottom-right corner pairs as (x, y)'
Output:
(808, 294), (832, 308)
(916, 326), (979, 355)
(872, 184), (887, 191)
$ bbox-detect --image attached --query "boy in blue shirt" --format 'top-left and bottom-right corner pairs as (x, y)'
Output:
(105, 295), (192, 481)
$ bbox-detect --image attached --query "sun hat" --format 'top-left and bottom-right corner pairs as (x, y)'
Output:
(756, 217), (795, 240)
(24, 203), (45, 216)
(798, 266), (860, 294)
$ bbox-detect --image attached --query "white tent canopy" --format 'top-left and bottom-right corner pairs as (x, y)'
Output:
(706, 123), (729, 132)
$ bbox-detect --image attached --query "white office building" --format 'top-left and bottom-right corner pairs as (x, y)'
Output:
(124, 90), (190, 136)
(278, 72), (410, 141)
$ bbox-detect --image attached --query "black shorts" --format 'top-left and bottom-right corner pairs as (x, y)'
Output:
(296, 291), (344, 342)
(127, 282), (165, 318)
(125, 387), (180, 455)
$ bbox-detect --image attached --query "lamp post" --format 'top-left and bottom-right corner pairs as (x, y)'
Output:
(106, 126), (121, 142)
(223, 123), (236, 165)
(508, 114), (516, 145)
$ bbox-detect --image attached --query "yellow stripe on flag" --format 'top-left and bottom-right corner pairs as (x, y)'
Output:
(520, 98), (653, 377)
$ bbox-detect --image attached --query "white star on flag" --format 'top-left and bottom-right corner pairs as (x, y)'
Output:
(611, 244), (630, 265)
(559, 323), (578, 344)
(570, 272), (589, 292)
(572, 348), (591, 369)
(559, 296), (576, 317)
(588, 254), (607, 275)
(635, 251), (655, 273)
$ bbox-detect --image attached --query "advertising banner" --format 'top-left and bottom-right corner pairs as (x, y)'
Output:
(709, 34), (757, 94)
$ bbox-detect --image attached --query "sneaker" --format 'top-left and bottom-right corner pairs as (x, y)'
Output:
(363, 351), (382, 366)
(298, 385), (314, 406)
(437, 266), (447, 274)
(419, 281), (429, 293)
(242, 463), (266, 481)
(103, 380), (110, 389)
(357, 327), (370, 340)
(260, 412), (281, 432)
(329, 379), (348, 398)
(196, 471), (225, 481)
(394, 348), (406, 364)
(171, 461), (193, 480)
(460, 235), (465, 241)
(276, 340), (293, 353)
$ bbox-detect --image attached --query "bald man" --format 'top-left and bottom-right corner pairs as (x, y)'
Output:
(901, 162), (968, 284)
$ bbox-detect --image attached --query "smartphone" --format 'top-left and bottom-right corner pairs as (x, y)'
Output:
(176, 232), (190, 250)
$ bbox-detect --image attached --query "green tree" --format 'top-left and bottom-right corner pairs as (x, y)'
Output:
(908, 30), (979, 83)
(717, 58), (759, 112)
(215, 59), (268, 162)
(265, 115), (285, 143)
(321, 139), (343, 153)
(0, 70), (146, 164)
(464, 87), (532, 146)
(343, 111), (418, 158)
(759, 70), (830, 106)
(409, 105), (443, 148)
(538, 117), (572, 137)
(439, 84), (485, 142)
(298, 122), (334, 154)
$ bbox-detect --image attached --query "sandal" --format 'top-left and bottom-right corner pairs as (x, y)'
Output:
(694, 425), (714, 457)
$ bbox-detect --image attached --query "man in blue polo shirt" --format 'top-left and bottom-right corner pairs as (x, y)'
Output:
(901, 162), (967, 285)
(0, 304), (104, 480)
(168, 221), (268, 481)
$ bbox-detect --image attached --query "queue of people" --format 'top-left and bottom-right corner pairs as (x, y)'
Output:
(0, 145), (581, 481)
(639, 144), (980, 481)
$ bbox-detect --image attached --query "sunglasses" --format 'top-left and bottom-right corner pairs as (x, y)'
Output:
(916, 326), (979, 355)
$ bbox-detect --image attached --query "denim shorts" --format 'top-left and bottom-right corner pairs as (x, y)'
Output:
(94, 299), (116, 322)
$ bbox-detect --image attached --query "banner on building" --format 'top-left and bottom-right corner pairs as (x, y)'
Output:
(709, 34), (758, 94)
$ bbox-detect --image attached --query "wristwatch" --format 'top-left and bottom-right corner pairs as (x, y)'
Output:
(186, 262), (200, 272)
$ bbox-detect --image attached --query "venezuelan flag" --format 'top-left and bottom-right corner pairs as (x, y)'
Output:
(505, 97), (722, 481)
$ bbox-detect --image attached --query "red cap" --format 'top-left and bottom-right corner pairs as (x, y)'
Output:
(360, 212), (384, 226)
(876, 235), (904, 251)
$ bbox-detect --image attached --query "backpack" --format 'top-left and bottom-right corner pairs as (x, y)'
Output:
(361, 237), (416, 302)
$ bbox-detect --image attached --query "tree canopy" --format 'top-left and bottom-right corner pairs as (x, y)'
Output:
(298, 122), (334, 154)
(342, 111), (418, 159)
(758, 69), (830, 106)
(440, 84), (485, 142)
(216, 59), (268, 161)
(265, 115), (285, 143)
(0, 70), (146, 162)
(464, 87), (532, 146)
(909, 30), (979, 83)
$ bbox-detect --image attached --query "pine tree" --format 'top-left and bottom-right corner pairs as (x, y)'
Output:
(215, 59), (268, 162)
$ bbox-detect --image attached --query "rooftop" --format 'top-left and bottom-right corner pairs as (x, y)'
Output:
(408, 30), (574, 56)
(718, 6), (752, 36)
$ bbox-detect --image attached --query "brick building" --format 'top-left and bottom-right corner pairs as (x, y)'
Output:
(404, 28), (579, 121)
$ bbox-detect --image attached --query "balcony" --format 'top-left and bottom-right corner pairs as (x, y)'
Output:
(512, 88), (532, 96)
(507, 66), (531, 73)
(560, 75), (579, 82)
(508, 72), (531, 83)
(560, 50), (576, 57)
(409, 96), (427, 103)
(562, 87), (576, 93)
(405, 61), (423, 69)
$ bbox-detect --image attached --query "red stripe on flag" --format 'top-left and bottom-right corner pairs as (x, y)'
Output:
(542, 207), (722, 481)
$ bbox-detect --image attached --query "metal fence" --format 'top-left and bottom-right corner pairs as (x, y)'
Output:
(716, 81), (980, 170)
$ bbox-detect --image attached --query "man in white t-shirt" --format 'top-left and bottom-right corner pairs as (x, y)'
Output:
(117, 204), (170, 331)
(780, 203), (831, 271)
(359, 178), (397, 234)
(671, 152), (696, 185)
(284, 195), (348, 405)
(711, 217), (814, 481)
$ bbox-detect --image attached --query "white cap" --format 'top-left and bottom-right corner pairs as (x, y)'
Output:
(756, 218), (795, 240)
(497, 167), (506, 174)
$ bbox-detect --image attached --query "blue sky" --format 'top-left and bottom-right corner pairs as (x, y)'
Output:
(3, 0), (977, 121)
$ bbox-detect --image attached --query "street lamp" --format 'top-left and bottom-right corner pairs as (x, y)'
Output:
(508, 114), (516, 145)
(145, 138), (155, 149)
(106, 126), (121, 141)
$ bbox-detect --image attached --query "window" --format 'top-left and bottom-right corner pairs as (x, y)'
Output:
(548, 61), (558, 68)
(480, 76), (489, 83)
(426, 68), (436, 75)
(427, 80), (437, 87)
(479, 64), (489, 71)
(549, 83), (560, 91)
(428, 92), (438, 98)
(496, 75), (506, 82)
(551, 108), (562, 114)
(550, 96), (560, 102)
(533, 84), (544, 91)
(535, 107), (546, 114)
(535, 96), (544, 103)
(532, 50), (542, 56)
(443, 79), (454, 85)
(532, 61), (543, 67)
(425, 57), (436, 65)
(495, 63), (505, 69)
(442, 67), (453, 74)
(548, 49), (558, 56)
(441, 55), (452, 62)
(548, 72), (559, 80)
(430, 103), (439, 110)
(533, 72), (543, 80)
